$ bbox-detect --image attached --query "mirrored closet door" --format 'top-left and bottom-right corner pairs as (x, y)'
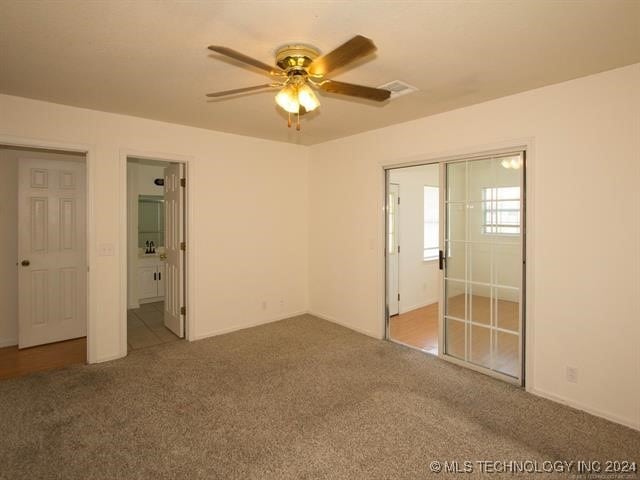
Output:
(443, 153), (525, 383)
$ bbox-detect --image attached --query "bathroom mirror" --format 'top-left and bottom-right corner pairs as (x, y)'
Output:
(138, 195), (164, 248)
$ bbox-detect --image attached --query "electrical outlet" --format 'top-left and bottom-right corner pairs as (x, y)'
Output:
(566, 366), (578, 384)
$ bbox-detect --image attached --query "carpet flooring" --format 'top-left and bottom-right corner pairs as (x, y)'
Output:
(0, 315), (638, 479)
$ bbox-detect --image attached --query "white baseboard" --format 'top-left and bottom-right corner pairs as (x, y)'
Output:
(308, 311), (383, 340)
(192, 310), (383, 342)
(192, 310), (308, 341)
(139, 297), (162, 305)
(530, 387), (639, 432)
(0, 338), (18, 348)
(399, 298), (438, 315)
(89, 352), (125, 364)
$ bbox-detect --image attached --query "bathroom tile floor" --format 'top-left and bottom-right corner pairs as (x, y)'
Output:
(127, 302), (181, 351)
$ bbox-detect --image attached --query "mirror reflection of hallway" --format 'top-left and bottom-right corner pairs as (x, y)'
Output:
(387, 164), (440, 355)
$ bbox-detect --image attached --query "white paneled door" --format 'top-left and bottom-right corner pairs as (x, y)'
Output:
(163, 163), (185, 338)
(18, 159), (86, 348)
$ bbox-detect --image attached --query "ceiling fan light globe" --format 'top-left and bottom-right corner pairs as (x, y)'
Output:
(275, 85), (300, 113)
(298, 84), (320, 112)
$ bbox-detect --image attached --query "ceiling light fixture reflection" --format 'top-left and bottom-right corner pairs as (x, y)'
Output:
(501, 157), (522, 169)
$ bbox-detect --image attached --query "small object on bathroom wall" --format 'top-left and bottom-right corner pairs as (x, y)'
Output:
(145, 241), (150, 254)
(154, 178), (164, 186)
(150, 241), (156, 254)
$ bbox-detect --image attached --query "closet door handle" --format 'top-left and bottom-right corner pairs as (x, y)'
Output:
(154, 272), (157, 281)
(439, 250), (445, 270)
(158, 272), (161, 281)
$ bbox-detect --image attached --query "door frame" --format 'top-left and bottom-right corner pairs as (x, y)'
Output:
(382, 140), (534, 389)
(0, 134), (94, 362)
(119, 149), (196, 356)
(386, 182), (400, 317)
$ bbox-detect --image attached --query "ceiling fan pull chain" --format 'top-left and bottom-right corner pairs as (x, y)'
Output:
(288, 112), (291, 128)
(296, 111), (301, 131)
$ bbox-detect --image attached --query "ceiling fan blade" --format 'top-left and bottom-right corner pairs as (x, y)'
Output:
(208, 46), (284, 75)
(308, 35), (377, 76)
(317, 80), (391, 101)
(206, 84), (276, 98)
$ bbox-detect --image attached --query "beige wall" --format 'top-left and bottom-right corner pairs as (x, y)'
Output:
(308, 63), (640, 429)
(0, 150), (18, 346)
(132, 161), (165, 197)
(0, 95), (310, 363)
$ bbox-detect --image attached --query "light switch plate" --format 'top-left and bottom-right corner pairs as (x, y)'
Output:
(98, 243), (115, 256)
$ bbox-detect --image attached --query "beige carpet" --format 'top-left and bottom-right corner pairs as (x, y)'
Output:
(0, 315), (638, 479)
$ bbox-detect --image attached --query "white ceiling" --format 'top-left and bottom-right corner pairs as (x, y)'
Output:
(1, 1), (638, 146)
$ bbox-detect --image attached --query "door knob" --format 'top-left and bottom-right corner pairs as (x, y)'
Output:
(159, 253), (167, 260)
(21, 260), (30, 267)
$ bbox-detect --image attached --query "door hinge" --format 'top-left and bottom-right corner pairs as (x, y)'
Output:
(397, 245), (400, 253)
(397, 293), (400, 301)
(397, 196), (400, 205)
(180, 242), (186, 251)
(180, 178), (186, 187)
(180, 306), (186, 315)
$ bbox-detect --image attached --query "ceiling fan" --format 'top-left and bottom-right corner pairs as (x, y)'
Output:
(206, 35), (391, 130)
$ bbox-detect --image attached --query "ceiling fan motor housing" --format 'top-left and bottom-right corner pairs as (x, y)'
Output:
(275, 45), (320, 73)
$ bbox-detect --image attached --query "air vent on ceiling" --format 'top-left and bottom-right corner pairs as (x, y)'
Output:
(378, 80), (418, 99)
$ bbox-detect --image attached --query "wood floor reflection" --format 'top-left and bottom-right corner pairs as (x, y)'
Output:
(389, 303), (439, 355)
(389, 295), (520, 378)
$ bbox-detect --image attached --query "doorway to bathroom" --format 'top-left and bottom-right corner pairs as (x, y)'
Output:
(126, 157), (187, 351)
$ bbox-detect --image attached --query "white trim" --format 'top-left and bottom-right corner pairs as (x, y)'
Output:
(398, 299), (439, 315)
(193, 310), (308, 340)
(92, 352), (124, 364)
(0, 338), (18, 348)
(523, 142), (536, 394)
(0, 133), (96, 364)
(119, 148), (197, 359)
(530, 388), (639, 432)
(382, 142), (530, 171)
(139, 296), (164, 304)
(310, 311), (383, 339)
